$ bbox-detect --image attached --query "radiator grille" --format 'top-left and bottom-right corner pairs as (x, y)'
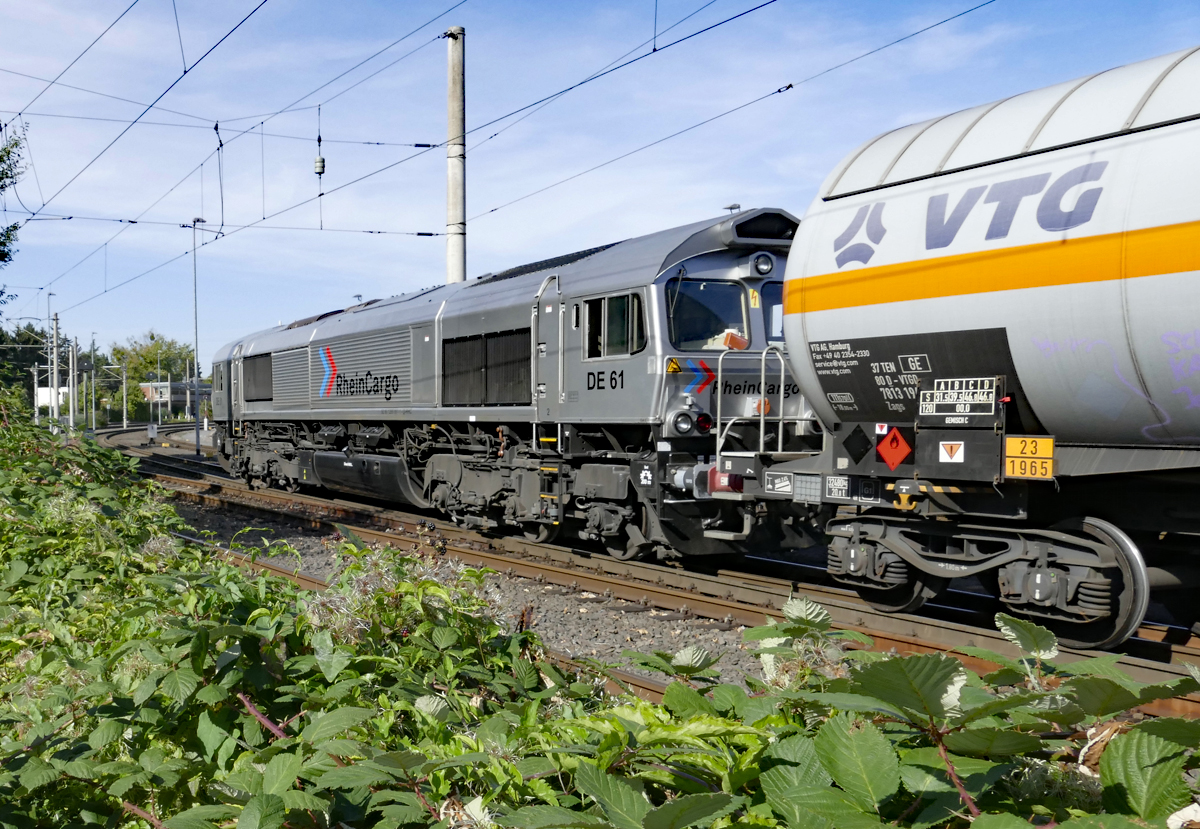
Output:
(243, 354), (273, 401)
(272, 349), (309, 408)
(443, 336), (485, 406)
(486, 329), (530, 405)
(442, 328), (530, 406)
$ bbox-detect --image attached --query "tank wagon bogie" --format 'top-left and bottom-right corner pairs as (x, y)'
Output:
(745, 45), (1200, 649)
(212, 209), (822, 562)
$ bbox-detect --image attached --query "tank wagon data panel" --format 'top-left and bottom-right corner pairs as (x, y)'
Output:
(808, 328), (1028, 425)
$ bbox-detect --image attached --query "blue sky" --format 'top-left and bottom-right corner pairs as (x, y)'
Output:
(1, 0), (1198, 361)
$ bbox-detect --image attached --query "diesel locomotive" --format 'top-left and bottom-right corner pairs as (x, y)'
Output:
(211, 208), (820, 562)
(215, 45), (1200, 648)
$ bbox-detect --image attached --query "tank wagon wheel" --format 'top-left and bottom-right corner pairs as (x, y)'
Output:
(1038, 517), (1150, 651)
(853, 574), (950, 614)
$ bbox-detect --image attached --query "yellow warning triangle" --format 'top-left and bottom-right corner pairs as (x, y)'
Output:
(666, 358), (682, 373)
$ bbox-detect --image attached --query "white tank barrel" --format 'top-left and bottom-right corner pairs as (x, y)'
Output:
(784, 45), (1200, 447)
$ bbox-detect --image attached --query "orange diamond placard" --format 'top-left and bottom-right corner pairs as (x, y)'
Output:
(877, 427), (912, 471)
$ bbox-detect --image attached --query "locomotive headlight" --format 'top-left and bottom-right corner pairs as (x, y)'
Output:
(673, 412), (694, 434)
(695, 412), (713, 433)
(753, 253), (774, 275)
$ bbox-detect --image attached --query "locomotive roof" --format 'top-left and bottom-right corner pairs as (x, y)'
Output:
(823, 44), (1200, 200)
(213, 207), (797, 362)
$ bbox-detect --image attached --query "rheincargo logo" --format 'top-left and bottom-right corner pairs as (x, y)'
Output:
(318, 348), (402, 400)
(332, 371), (403, 401)
(319, 347), (338, 396)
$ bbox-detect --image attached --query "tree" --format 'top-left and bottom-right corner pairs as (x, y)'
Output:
(0, 322), (49, 407)
(110, 330), (196, 383)
(0, 127), (26, 320)
(0, 128), (24, 274)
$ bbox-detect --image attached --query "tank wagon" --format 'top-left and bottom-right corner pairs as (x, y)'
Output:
(743, 46), (1200, 647)
(211, 209), (821, 561)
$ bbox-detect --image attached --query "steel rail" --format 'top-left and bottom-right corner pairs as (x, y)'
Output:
(167, 528), (669, 702)
(95, 427), (1200, 716)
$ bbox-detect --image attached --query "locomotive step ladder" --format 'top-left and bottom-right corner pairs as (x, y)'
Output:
(703, 346), (822, 538)
(712, 344), (819, 466)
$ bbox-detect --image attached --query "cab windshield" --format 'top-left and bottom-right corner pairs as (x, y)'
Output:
(666, 278), (748, 351)
(761, 281), (784, 343)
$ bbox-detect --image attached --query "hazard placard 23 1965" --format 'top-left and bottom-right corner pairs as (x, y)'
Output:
(1004, 436), (1055, 480)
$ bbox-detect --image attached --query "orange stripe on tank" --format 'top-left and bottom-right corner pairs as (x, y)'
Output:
(784, 218), (1200, 315)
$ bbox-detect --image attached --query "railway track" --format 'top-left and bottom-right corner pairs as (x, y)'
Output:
(166, 528), (669, 702)
(97, 425), (1200, 716)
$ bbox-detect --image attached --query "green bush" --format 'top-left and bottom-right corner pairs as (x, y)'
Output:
(0, 388), (1197, 828)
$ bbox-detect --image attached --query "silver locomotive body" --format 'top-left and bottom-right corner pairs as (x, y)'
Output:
(212, 209), (820, 558)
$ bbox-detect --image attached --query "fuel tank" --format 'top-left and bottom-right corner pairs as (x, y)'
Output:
(783, 46), (1200, 446)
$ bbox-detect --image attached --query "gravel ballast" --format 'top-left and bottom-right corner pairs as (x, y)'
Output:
(169, 497), (765, 686)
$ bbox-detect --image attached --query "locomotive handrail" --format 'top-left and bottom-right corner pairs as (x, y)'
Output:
(714, 344), (792, 470)
(530, 274), (560, 426)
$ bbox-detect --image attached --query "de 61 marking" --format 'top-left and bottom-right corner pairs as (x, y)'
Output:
(587, 370), (625, 391)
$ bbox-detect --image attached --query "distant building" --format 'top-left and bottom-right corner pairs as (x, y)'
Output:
(35, 387), (70, 409)
(139, 381), (212, 418)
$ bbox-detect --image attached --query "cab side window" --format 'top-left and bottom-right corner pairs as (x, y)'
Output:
(585, 293), (646, 358)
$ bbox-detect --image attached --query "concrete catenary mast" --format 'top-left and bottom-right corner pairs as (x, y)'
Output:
(445, 26), (466, 284)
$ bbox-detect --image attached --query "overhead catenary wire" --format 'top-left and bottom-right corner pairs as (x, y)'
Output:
(225, 0), (979, 231)
(221, 0), (468, 124)
(31, 0), (800, 316)
(20, 0), (272, 224)
(51, 0), (998, 319)
(471, 0), (1002, 220)
(467, 0), (723, 153)
(56, 225), (440, 315)
(471, 85), (795, 221)
(1, 0), (142, 130)
(0, 66), (213, 124)
(464, 0), (781, 144)
(24, 0), (767, 259)
(17, 209), (439, 234)
(15, 0), (463, 316)
(0, 109), (430, 145)
(170, 0), (187, 72)
(312, 36), (441, 110)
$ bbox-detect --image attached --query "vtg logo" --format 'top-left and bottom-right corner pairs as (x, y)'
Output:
(926, 161), (1108, 249)
(833, 202), (887, 267)
(832, 160), (1109, 269)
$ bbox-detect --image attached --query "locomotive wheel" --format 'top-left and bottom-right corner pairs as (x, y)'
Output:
(523, 523), (560, 544)
(605, 535), (652, 561)
(1040, 517), (1149, 650)
(854, 573), (950, 614)
(605, 503), (653, 561)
